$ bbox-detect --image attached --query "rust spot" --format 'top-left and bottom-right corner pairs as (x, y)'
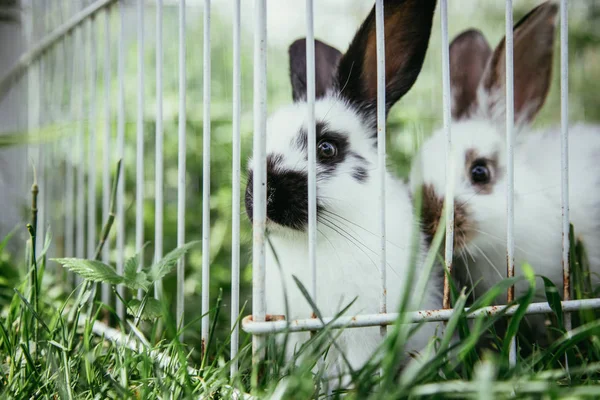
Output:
(244, 314), (286, 323)
(201, 338), (206, 359)
(562, 231), (571, 300)
(309, 313), (319, 336)
(443, 271), (452, 310)
(506, 254), (515, 302)
(351, 316), (357, 321)
(266, 314), (286, 322)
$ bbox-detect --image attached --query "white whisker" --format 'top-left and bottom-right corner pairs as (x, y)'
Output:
(471, 242), (505, 281)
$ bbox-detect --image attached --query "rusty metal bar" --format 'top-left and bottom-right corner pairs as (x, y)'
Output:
(504, 0), (517, 366)
(201, 0), (212, 353)
(440, 0), (454, 310)
(251, 0), (268, 363)
(230, 0), (242, 375)
(560, 0), (571, 329)
(242, 298), (600, 335)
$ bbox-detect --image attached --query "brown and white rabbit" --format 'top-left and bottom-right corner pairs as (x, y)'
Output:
(245, 0), (442, 387)
(410, 1), (600, 320)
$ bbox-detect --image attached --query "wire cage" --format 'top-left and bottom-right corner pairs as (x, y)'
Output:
(1, 0), (599, 386)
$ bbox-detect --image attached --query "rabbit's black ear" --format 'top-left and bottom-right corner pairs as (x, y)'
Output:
(289, 38), (343, 102)
(479, 1), (558, 126)
(335, 0), (437, 118)
(449, 29), (491, 121)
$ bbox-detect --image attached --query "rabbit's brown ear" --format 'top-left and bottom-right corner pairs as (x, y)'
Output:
(289, 38), (342, 102)
(449, 30), (492, 121)
(334, 0), (437, 119)
(478, 1), (558, 126)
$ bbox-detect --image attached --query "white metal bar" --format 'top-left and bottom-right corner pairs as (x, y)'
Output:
(37, 59), (46, 255)
(76, 24), (85, 284)
(560, 0), (571, 329)
(305, 0), (317, 308)
(65, 29), (76, 260)
(88, 16), (98, 260)
(560, 0), (572, 373)
(76, 24), (86, 275)
(252, 0), (268, 362)
(136, 0), (145, 298)
(176, 0), (187, 339)
(27, 61), (38, 241)
(504, 0), (517, 366)
(154, 0), (164, 300)
(201, 0), (212, 351)
(116, 1), (126, 320)
(375, 0), (387, 331)
(230, 0), (242, 377)
(0, 0), (118, 101)
(37, 0), (47, 255)
(101, 6), (112, 306)
(26, 4), (38, 250)
(440, 0), (454, 310)
(242, 298), (600, 335)
(45, 57), (55, 261)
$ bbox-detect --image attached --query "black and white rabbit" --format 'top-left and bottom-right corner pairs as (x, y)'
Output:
(244, 0), (442, 385)
(410, 1), (600, 313)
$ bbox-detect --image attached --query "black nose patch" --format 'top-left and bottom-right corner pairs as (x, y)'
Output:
(245, 154), (309, 231)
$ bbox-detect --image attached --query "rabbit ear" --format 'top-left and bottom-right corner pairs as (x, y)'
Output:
(479, 1), (558, 126)
(289, 38), (343, 102)
(334, 0), (437, 119)
(449, 30), (492, 121)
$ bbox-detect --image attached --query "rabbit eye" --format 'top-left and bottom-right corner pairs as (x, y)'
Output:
(470, 163), (490, 184)
(318, 141), (337, 158)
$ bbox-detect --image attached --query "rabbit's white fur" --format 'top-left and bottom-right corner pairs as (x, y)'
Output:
(409, 1), (600, 310)
(249, 98), (443, 383)
(411, 119), (600, 303)
(243, 0), (441, 387)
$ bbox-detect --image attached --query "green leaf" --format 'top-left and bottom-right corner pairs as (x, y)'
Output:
(13, 289), (50, 333)
(124, 253), (140, 279)
(52, 258), (123, 285)
(122, 253), (150, 291)
(0, 225), (19, 254)
(123, 242), (150, 280)
(145, 241), (200, 283)
(542, 276), (564, 330)
(127, 298), (163, 320)
(123, 271), (149, 291)
(37, 227), (53, 263)
(438, 290), (468, 353)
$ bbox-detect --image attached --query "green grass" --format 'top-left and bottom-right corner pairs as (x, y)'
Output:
(2, 165), (600, 399)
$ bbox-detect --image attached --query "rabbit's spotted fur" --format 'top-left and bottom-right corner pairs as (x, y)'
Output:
(410, 2), (600, 315)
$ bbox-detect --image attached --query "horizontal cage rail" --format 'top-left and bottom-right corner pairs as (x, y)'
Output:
(241, 298), (600, 335)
